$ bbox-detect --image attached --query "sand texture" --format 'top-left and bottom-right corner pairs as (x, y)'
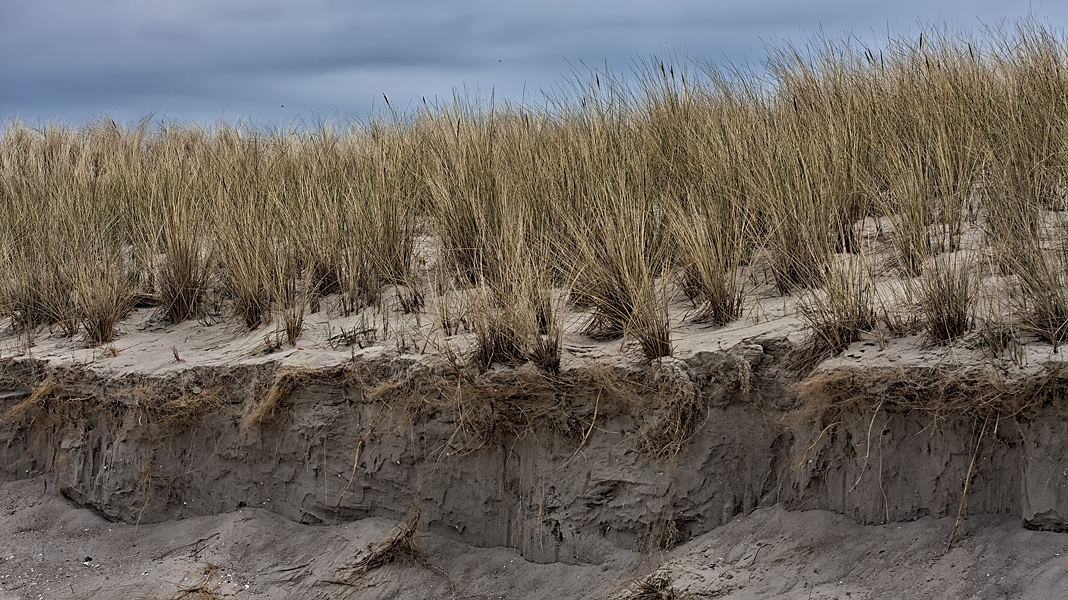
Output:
(1, 318), (1068, 597)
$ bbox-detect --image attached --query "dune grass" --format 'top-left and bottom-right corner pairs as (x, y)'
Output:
(2, 19), (1068, 371)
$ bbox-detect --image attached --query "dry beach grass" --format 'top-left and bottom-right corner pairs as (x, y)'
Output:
(2, 19), (1068, 377)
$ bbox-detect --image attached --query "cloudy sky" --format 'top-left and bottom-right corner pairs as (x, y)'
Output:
(2, 0), (1067, 127)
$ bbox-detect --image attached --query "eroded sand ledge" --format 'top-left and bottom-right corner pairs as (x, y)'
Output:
(4, 331), (1068, 576)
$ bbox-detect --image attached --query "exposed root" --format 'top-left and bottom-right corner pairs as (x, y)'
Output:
(559, 389), (599, 469)
(639, 359), (705, 459)
(241, 366), (333, 430)
(418, 365), (572, 454)
(945, 411), (995, 552)
(168, 583), (223, 600)
(149, 385), (226, 429)
(405, 358), (705, 458)
(168, 563), (223, 600)
(796, 421), (840, 469)
(325, 505), (423, 586)
(335, 439), (366, 507)
(794, 363), (1061, 420)
(624, 574), (680, 600)
(643, 514), (682, 554)
(0, 378), (60, 423)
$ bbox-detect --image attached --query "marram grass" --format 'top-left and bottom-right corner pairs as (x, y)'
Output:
(2, 19), (1068, 368)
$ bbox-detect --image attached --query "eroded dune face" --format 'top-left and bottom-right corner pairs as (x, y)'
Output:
(2, 419), (1068, 599)
(2, 324), (1068, 560)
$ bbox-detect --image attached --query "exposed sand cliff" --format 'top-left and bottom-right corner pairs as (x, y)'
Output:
(2, 302), (1068, 598)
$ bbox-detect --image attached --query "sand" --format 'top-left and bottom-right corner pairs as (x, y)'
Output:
(2, 477), (1068, 599)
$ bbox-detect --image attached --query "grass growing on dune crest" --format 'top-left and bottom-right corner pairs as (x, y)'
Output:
(2, 19), (1068, 374)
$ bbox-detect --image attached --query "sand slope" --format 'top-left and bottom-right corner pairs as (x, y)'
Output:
(2, 478), (1067, 600)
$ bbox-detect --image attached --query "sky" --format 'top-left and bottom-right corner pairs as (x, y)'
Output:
(2, 0), (1067, 128)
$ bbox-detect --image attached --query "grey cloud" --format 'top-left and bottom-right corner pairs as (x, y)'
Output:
(3, 0), (1068, 125)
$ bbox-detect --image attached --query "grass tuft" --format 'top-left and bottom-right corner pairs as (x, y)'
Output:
(918, 254), (977, 342)
(794, 259), (878, 371)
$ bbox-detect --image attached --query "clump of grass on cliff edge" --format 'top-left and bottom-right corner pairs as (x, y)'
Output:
(918, 253), (978, 343)
(137, 124), (216, 325)
(794, 258), (878, 371)
(640, 60), (756, 327)
(423, 97), (563, 371)
(550, 73), (674, 359)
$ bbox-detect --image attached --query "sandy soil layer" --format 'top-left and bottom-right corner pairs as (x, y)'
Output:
(618, 507), (1068, 600)
(2, 478), (1067, 600)
(0, 478), (624, 600)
